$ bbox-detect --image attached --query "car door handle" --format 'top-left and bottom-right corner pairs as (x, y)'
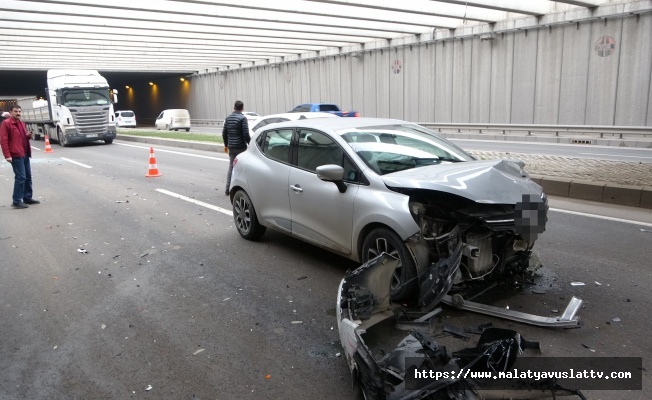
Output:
(290, 184), (303, 193)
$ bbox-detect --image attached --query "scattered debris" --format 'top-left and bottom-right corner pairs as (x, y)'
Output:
(465, 322), (493, 335)
(77, 249), (88, 254)
(625, 299), (631, 302)
(101, 324), (106, 330)
(112, 255), (120, 259)
(595, 281), (602, 286)
(581, 343), (591, 349)
(53, 346), (57, 350)
(551, 309), (559, 313)
(139, 253), (149, 258)
(443, 323), (470, 340)
(570, 282), (585, 286)
(531, 287), (546, 294)
(297, 276), (308, 280)
(291, 321), (303, 324)
(265, 374), (271, 379)
(640, 228), (651, 233)
(335, 353), (341, 357)
(115, 200), (129, 203)
(612, 317), (621, 322)
(193, 349), (205, 355)
(222, 298), (230, 301)
(145, 385), (152, 391)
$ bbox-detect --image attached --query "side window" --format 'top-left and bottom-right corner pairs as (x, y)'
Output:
(296, 129), (344, 173)
(292, 105), (310, 112)
(261, 129), (292, 163)
(157, 112), (164, 119)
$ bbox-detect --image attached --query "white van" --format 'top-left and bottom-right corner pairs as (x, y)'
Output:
(115, 110), (137, 127)
(155, 109), (191, 131)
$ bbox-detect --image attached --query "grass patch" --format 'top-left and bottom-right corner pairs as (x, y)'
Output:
(118, 129), (223, 143)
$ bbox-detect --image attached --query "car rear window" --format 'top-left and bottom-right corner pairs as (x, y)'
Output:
(120, 111), (135, 117)
(318, 104), (339, 112)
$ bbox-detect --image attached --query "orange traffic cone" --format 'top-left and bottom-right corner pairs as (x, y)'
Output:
(145, 147), (162, 177)
(44, 135), (54, 153)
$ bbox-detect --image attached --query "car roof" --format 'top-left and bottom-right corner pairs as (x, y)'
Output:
(257, 112), (339, 121)
(264, 117), (407, 131)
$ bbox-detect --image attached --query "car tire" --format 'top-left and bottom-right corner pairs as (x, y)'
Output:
(233, 190), (266, 240)
(361, 227), (418, 301)
(104, 139), (113, 144)
(185, 128), (190, 132)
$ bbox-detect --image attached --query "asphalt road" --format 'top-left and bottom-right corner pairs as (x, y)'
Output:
(0, 140), (650, 399)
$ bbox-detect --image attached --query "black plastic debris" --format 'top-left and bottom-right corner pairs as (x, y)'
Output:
(443, 323), (470, 340)
(465, 322), (493, 335)
(297, 276), (308, 280)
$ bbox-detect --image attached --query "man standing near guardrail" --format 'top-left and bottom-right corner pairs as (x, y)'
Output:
(0, 105), (40, 209)
(222, 100), (250, 196)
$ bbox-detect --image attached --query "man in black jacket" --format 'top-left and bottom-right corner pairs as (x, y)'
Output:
(222, 100), (250, 195)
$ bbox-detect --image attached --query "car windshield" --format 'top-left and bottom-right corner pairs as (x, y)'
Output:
(337, 124), (474, 175)
(61, 88), (111, 107)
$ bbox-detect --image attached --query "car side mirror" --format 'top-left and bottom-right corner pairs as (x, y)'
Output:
(316, 165), (347, 193)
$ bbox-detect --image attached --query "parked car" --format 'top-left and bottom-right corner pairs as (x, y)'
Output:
(248, 111), (338, 136)
(229, 118), (547, 301)
(114, 110), (136, 127)
(289, 103), (359, 117)
(242, 111), (260, 123)
(155, 109), (191, 131)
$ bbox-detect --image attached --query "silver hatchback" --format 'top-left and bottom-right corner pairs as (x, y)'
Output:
(229, 118), (547, 301)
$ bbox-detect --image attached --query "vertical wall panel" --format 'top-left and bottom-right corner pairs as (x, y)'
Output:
(309, 60), (320, 105)
(418, 43), (436, 122)
(534, 26), (564, 123)
(300, 61), (311, 104)
(363, 51), (378, 117)
(351, 55), (364, 116)
(559, 23), (592, 124)
(490, 33), (515, 123)
(452, 39), (472, 122)
(376, 49), (390, 118)
(389, 48), (404, 119)
(435, 41), (453, 122)
(404, 45), (420, 122)
(511, 30), (537, 123)
(585, 18), (623, 124)
(470, 38), (492, 122)
(615, 13), (652, 126)
(340, 56), (353, 111)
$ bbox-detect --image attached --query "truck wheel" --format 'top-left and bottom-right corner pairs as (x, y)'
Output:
(57, 129), (68, 147)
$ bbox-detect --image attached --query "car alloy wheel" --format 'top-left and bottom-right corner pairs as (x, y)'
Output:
(232, 190), (266, 240)
(362, 227), (418, 301)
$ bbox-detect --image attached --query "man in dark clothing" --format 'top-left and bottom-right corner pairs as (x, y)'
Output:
(0, 105), (40, 208)
(222, 100), (250, 195)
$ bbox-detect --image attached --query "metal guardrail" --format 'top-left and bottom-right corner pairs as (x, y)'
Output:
(185, 119), (651, 139)
(417, 123), (652, 139)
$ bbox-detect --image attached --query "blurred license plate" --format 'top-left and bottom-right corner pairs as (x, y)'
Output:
(86, 134), (97, 137)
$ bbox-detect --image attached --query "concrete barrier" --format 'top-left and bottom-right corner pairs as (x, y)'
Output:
(641, 187), (652, 209)
(569, 180), (606, 203)
(603, 184), (643, 207)
(539, 177), (572, 197)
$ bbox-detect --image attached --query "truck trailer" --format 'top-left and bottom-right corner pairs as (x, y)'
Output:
(19, 69), (118, 146)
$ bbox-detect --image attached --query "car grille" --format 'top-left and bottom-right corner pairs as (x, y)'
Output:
(70, 107), (109, 135)
(483, 217), (515, 231)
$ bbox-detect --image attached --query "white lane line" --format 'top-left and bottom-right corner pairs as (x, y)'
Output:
(116, 142), (228, 161)
(156, 188), (232, 215)
(31, 145), (40, 151)
(579, 153), (652, 159)
(550, 208), (652, 228)
(60, 157), (93, 169)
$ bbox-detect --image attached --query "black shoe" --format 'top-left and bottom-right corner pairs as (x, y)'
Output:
(11, 202), (28, 209)
(23, 199), (40, 205)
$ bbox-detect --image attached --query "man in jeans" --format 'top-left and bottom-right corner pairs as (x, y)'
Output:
(222, 100), (250, 195)
(0, 105), (40, 208)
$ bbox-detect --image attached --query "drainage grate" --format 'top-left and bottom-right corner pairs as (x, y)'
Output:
(570, 139), (593, 145)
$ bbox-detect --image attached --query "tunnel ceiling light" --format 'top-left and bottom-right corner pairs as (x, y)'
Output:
(180, 77), (185, 82)
(149, 82), (154, 86)
(125, 85), (130, 89)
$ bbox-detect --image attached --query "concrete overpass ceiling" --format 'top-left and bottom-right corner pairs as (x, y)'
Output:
(0, 0), (615, 74)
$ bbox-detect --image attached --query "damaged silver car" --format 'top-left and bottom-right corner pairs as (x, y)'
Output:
(338, 254), (586, 399)
(230, 118), (548, 301)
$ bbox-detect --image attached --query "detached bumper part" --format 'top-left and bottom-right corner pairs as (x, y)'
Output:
(441, 295), (583, 328)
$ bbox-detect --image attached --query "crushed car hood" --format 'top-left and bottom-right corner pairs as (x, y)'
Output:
(381, 159), (543, 204)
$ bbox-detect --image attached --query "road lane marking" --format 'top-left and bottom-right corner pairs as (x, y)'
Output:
(31, 145), (40, 151)
(156, 188), (232, 215)
(550, 208), (652, 228)
(116, 142), (228, 161)
(579, 153), (652, 159)
(61, 157), (93, 168)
